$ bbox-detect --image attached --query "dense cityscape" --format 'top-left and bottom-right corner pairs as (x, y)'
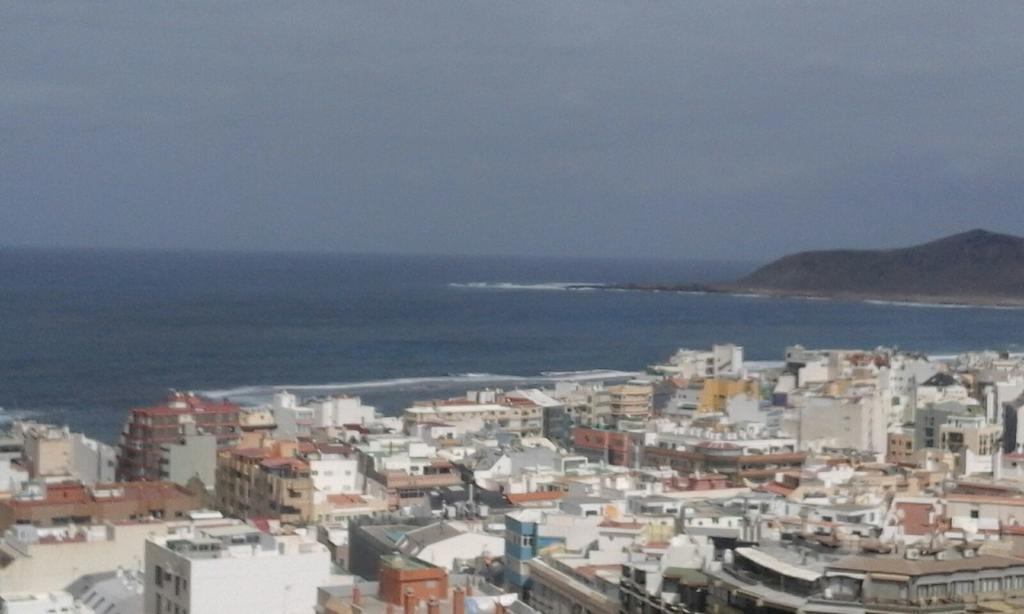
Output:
(1, 344), (1023, 612)
(8, 0), (1024, 612)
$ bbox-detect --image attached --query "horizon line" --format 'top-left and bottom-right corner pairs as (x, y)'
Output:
(0, 242), (759, 267)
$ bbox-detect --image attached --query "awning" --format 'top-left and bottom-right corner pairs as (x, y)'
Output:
(735, 547), (822, 583)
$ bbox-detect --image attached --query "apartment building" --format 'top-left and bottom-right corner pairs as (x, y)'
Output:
(402, 390), (543, 438)
(571, 426), (644, 467)
(0, 516), (229, 595)
(17, 422), (116, 486)
(940, 415), (1002, 457)
(159, 423), (217, 489)
(117, 393), (240, 482)
(316, 557), (531, 614)
(886, 427), (915, 464)
(643, 435), (803, 483)
(693, 378), (759, 413)
(524, 554), (619, 614)
(250, 457), (314, 524)
(619, 535), (715, 614)
(650, 344), (745, 379)
(808, 553), (1024, 613)
(270, 391), (377, 437)
(0, 481), (201, 531)
(356, 438), (462, 509)
(504, 510), (604, 598)
(214, 440), (305, 521)
(607, 384), (652, 419)
(144, 524), (332, 614)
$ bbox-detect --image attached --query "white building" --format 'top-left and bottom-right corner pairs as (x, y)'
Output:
(724, 395), (763, 424)
(307, 395), (376, 428)
(269, 391), (376, 437)
(15, 423), (115, 487)
(144, 524), (333, 614)
(1, 569), (145, 614)
(797, 392), (887, 455)
(308, 453), (361, 495)
(0, 438), (27, 495)
(0, 516), (230, 595)
(652, 344), (745, 378)
(394, 522), (504, 571)
(877, 354), (939, 423)
(916, 373), (971, 407)
(160, 423), (217, 489)
(401, 391), (543, 438)
(0, 591), (80, 614)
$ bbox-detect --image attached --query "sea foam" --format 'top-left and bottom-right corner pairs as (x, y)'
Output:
(448, 282), (595, 291)
(199, 369), (640, 404)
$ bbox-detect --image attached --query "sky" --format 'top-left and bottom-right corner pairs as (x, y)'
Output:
(3, 2), (1024, 262)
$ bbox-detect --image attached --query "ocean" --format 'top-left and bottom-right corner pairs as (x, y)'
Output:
(2, 247), (1023, 443)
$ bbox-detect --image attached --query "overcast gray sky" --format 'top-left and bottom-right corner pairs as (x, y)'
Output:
(3, 2), (1023, 261)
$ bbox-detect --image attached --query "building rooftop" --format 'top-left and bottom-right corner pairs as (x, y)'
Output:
(130, 393), (240, 417)
(828, 553), (1024, 576)
(380, 552), (435, 570)
(8, 481), (194, 507)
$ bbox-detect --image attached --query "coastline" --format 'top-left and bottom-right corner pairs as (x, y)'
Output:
(566, 282), (1024, 310)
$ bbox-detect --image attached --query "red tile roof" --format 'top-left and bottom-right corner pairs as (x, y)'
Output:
(599, 520), (644, 529)
(260, 457), (308, 470)
(326, 494), (367, 506)
(947, 494), (1024, 506)
(757, 482), (795, 496)
(231, 447), (272, 459)
(895, 502), (940, 536)
(9, 481), (192, 507)
(505, 491), (565, 504)
(131, 394), (239, 417)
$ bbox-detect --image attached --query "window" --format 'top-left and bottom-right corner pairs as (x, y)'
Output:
(155, 566), (164, 587)
(970, 509), (980, 519)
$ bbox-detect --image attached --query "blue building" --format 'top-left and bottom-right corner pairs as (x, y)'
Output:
(504, 511), (567, 598)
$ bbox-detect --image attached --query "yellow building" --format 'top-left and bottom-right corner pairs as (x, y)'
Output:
(697, 378), (759, 412)
(251, 456), (314, 524)
(608, 384), (653, 418)
(215, 439), (307, 522)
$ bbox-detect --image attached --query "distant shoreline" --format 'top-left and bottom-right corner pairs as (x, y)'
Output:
(565, 283), (1024, 309)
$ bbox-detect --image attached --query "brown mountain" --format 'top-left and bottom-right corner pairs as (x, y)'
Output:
(733, 229), (1024, 302)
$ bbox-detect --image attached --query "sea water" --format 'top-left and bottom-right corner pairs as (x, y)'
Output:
(1, 247), (1022, 442)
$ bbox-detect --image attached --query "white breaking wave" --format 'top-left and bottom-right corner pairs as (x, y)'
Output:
(199, 369), (639, 403)
(448, 282), (597, 291)
(928, 351), (1024, 362)
(864, 299), (1023, 311)
(744, 360), (786, 371)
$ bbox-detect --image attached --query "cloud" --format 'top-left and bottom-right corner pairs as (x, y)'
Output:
(3, 1), (1024, 259)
